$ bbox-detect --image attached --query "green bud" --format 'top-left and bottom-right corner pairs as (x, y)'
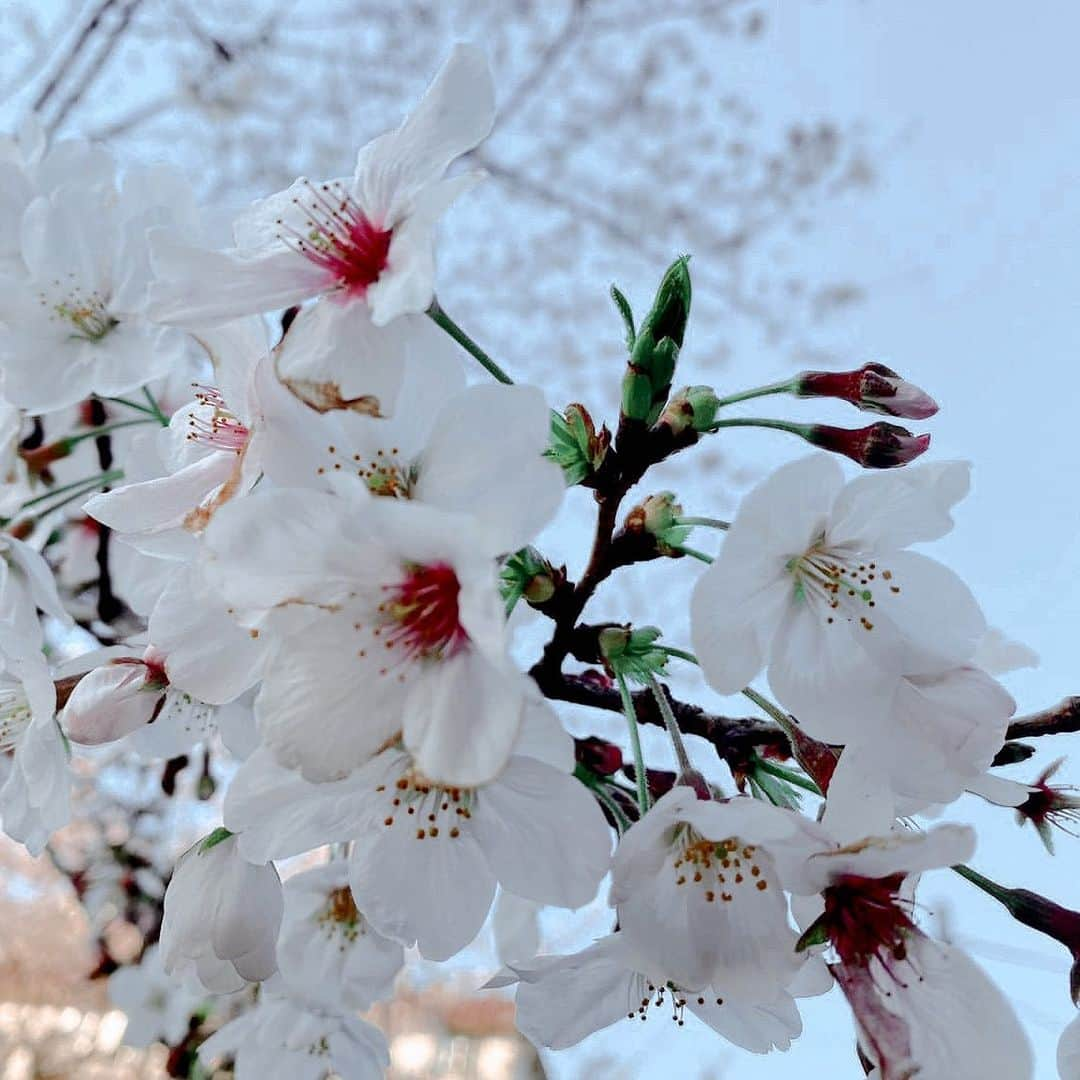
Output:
(500, 547), (561, 615)
(624, 492), (691, 555)
(620, 257), (692, 425)
(546, 405), (611, 486)
(599, 624), (669, 682)
(659, 385), (721, 435)
(610, 284), (636, 353)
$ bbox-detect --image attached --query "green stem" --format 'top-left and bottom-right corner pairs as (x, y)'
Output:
(616, 671), (651, 816)
(18, 470), (124, 511)
(427, 299), (514, 385)
(742, 687), (799, 740)
(575, 769), (633, 832)
(66, 418), (156, 448)
(708, 417), (811, 439)
(674, 545), (713, 564)
(98, 395), (158, 417)
(142, 386), (170, 426)
(646, 674), (694, 777)
(674, 516), (730, 530)
(952, 863), (1012, 905)
(659, 645), (699, 666)
(712, 379), (795, 409)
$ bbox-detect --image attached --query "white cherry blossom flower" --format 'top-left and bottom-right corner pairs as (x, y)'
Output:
(107, 943), (204, 1049)
(277, 863), (403, 1011)
(0, 650), (69, 855)
(1059, 1011), (1080, 1079)
(147, 44), (495, 328)
(691, 454), (985, 742)
(610, 786), (829, 1000)
(203, 490), (537, 786)
(160, 829), (283, 993)
(225, 700), (612, 961)
(0, 168), (194, 413)
(0, 531), (70, 662)
(489, 930), (829, 1055)
(786, 822), (1033, 1080)
(198, 992), (389, 1080)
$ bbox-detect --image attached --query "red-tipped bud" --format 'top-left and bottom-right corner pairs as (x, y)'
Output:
(19, 439), (74, 475)
(575, 736), (624, 776)
(807, 421), (930, 469)
(796, 363), (938, 420)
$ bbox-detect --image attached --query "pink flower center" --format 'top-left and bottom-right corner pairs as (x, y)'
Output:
(823, 873), (914, 969)
(380, 563), (468, 661)
(279, 180), (392, 298)
(187, 385), (250, 453)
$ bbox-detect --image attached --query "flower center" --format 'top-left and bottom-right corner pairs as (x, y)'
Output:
(0, 683), (32, 752)
(46, 287), (118, 343)
(317, 444), (414, 497)
(186, 385), (250, 453)
(672, 834), (770, 903)
(375, 761), (475, 840)
(316, 885), (364, 942)
(788, 541), (901, 633)
(822, 873), (914, 968)
(378, 562), (468, 661)
(278, 180), (392, 298)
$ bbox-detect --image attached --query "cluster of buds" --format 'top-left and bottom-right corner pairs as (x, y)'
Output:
(598, 624), (669, 682)
(618, 256), (692, 427)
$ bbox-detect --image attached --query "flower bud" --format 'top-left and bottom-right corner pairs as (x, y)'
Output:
(795, 363), (938, 420)
(575, 736), (623, 776)
(500, 546), (564, 613)
(63, 648), (170, 746)
(623, 491), (690, 555)
(807, 421), (930, 469)
(546, 404), (610, 486)
(19, 439), (73, 476)
(621, 256), (692, 425)
(657, 385), (721, 435)
(599, 624), (669, 681)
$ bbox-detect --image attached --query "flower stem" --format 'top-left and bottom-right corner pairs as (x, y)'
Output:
(66, 418), (156, 448)
(673, 544), (713, 564)
(708, 417), (811, 439)
(616, 671), (651, 816)
(646, 674), (694, 778)
(659, 645), (699, 666)
(673, 516), (730, 530)
(98, 395), (158, 417)
(18, 469), (124, 511)
(742, 687), (798, 739)
(951, 863), (1013, 905)
(427, 298), (514, 385)
(712, 379), (795, 409)
(141, 386), (170, 426)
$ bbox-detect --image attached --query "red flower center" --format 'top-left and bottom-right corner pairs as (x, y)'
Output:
(822, 873), (914, 968)
(279, 181), (392, 298)
(381, 562), (468, 661)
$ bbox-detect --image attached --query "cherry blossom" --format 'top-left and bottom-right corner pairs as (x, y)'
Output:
(690, 454), (985, 741)
(147, 44), (494, 328)
(107, 943), (205, 1049)
(160, 829), (283, 993)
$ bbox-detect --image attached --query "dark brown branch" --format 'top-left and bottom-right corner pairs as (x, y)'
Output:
(1007, 697), (1080, 741)
(533, 667), (790, 770)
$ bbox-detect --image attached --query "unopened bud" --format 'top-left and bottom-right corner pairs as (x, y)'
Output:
(658, 385), (721, 435)
(807, 421), (930, 469)
(546, 404), (611, 486)
(795, 363), (938, 420)
(575, 736), (623, 776)
(19, 439), (74, 475)
(623, 492), (690, 554)
(63, 648), (169, 746)
(621, 257), (692, 425)
(599, 624), (669, 681)
(500, 547), (563, 613)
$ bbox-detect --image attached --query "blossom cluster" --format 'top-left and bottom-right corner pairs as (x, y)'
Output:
(0, 44), (1074, 1080)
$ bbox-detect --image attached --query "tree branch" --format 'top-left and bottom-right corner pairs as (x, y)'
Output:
(1007, 697), (1080, 741)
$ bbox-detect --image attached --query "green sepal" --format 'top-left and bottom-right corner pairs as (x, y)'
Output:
(795, 914), (831, 952)
(199, 826), (234, 854)
(610, 284), (636, 353)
